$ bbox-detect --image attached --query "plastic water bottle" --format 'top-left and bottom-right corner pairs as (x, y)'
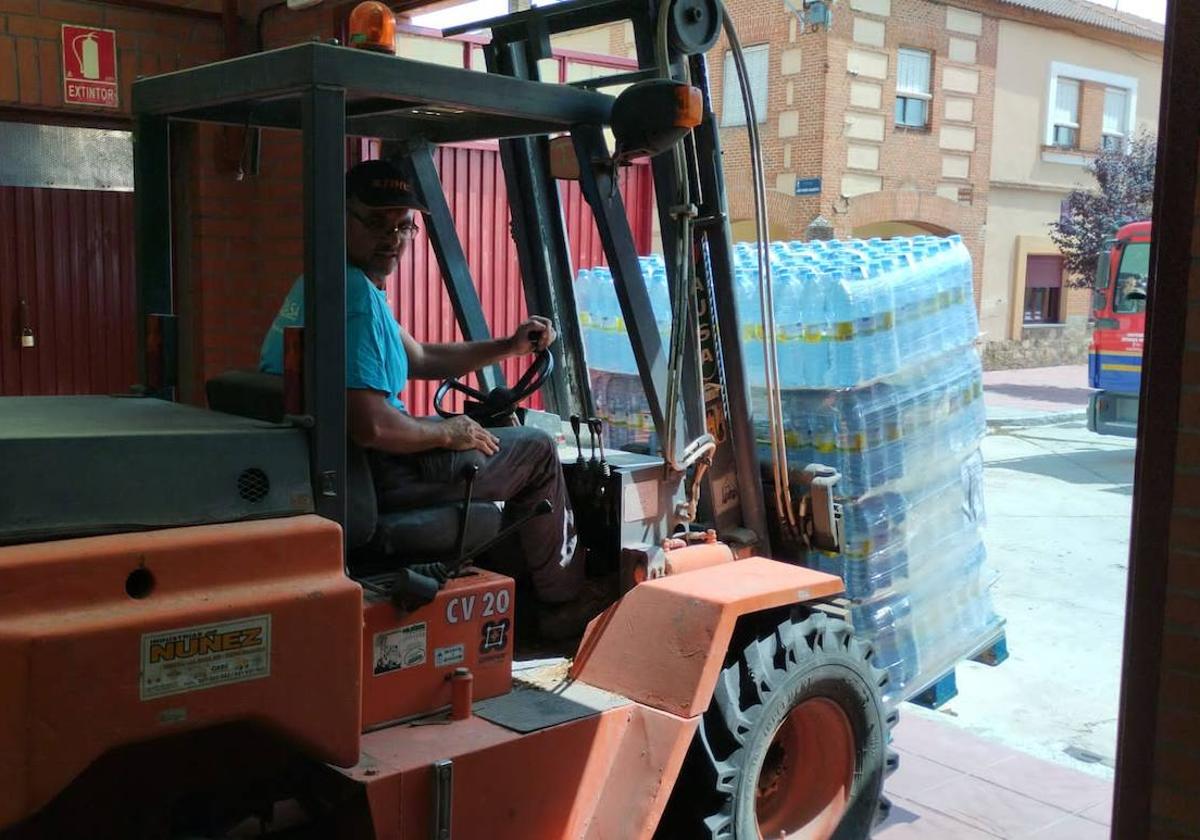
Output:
(575, 268), (595, 365)
(826, 269), (856, 387)
(588, 266), (614, 372)
(775, 264), (805, 389)
(873, 258), (900, 378)
(740, 262), (767, 388)
(798, 269), (830, 388)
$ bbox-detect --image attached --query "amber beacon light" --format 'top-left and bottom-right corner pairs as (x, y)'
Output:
(347, 1), (396, 54)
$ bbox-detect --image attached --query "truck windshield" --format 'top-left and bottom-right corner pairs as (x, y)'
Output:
(1115, 241), (1149, 314)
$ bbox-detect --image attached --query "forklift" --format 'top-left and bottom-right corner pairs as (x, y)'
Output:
(0, 0), (895, 836)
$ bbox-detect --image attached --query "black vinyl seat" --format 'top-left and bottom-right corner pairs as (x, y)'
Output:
(205, 370), (501, 566)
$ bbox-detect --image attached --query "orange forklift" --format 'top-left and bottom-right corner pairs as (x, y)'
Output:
(0, 0), (894, 837)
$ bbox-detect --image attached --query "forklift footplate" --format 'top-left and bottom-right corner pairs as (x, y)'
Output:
(475, 664), (629, 733)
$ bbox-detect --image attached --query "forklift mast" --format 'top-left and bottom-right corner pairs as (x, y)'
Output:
(460, 0), (769, 544)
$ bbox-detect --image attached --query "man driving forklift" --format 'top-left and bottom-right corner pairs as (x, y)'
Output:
(259, 159), (598, 635)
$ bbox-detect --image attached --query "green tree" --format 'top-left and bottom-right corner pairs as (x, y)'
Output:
(1049, 132), (1156, 288)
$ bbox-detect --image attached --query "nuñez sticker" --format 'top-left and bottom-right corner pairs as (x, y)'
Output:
(140, 614), (271, 700)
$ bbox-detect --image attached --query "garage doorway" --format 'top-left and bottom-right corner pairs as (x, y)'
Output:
(0, 121), (135, 396)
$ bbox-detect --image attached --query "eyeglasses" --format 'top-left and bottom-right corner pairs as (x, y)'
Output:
(348, 207), (420, 239)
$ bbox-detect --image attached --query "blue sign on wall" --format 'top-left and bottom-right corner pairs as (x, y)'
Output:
(794, 177), (822, 196)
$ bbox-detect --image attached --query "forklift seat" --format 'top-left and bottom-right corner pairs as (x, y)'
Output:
(205, 371), (502, 562)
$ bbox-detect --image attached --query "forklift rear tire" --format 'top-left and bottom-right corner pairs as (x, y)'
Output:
(662, 609), (896, 839)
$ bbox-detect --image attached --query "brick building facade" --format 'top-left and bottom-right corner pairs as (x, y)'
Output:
(698, 0), (1161, 367)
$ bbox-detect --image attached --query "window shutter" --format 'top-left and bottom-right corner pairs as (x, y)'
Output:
(1055, 78), (1080, 127)
(722, 52), (743, 125)
(722, 45), (769, 126)
(1103, 88), (1128, 136)
(897, 48), (931, 96)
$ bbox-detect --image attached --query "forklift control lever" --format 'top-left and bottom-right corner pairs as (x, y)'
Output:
(588, 417), (610, 476)
(454, 464), (481, 568)
(570, 414), (585, 463)
(449, 499), (554, 572)
(585, 416), (598, 464)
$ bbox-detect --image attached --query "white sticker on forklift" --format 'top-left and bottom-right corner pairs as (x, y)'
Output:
(140, 614), (271, 701)
(373, 622), (427, 676)
(435, 643), (465, 668)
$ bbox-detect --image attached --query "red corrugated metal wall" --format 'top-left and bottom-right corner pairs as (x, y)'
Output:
(0, 186), (135, 396)
(386, 142), (653, 414)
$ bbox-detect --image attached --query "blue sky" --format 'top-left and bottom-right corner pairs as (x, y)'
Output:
(1112, 0), (1166, 23)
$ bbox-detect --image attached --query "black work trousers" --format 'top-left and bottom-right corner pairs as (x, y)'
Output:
(367, 426), (582, 603)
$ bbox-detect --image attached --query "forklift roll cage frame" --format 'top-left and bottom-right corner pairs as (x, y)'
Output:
(131, 0), (769, 550)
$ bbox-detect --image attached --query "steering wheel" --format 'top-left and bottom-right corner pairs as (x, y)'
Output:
(434, 349), (554, 425)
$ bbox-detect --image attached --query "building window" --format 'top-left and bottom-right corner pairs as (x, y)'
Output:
(721, 45), (769, 127)
(1024, 255), (1064, 324)
(1102, 87), (1129, 152)
(1044, 62), (1138, 154)
(895, 48), (932, 128)
(1051, 79), (1080, 149)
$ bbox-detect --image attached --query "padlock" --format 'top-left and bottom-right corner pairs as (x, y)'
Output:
(20, 328), (34, 349)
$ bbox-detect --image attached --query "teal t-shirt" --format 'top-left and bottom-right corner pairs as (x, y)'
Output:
(259, 265), (409, 412)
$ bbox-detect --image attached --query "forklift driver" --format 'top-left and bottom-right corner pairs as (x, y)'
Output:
(260, 159), (597, 636)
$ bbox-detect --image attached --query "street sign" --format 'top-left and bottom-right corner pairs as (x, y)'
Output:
(794, 177), (822, 196)
(62, 25), (119, 109)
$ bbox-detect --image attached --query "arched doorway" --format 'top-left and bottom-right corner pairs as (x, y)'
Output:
(852, 219), (956, 239)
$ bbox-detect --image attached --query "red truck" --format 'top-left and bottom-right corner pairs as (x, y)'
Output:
(1089, 220), (1150, 437)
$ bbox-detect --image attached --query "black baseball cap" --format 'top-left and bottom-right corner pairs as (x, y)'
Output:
(346, 159), (427, 212)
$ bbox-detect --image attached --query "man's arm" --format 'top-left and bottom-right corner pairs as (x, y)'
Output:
(402, 315), (557, 381)
(347, 389), (499, 455)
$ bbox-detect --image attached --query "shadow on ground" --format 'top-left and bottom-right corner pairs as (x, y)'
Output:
(986, 446), (1135, 484)
(985, 383), (1093, 404)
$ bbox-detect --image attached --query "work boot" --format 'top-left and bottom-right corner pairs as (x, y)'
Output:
(537, 576), (616, 641)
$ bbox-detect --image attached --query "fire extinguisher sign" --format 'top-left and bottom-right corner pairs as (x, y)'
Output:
(61, 25), (119, 109)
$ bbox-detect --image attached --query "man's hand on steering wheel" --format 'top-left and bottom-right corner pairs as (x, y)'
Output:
(508, 315), (556, 356)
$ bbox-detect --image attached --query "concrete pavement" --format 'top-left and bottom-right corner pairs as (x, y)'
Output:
(877, 712), (1112, 838)
(983, 365), (1091, 427)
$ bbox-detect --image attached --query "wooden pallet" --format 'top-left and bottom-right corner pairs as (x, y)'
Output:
(908, 631), (1009, 710)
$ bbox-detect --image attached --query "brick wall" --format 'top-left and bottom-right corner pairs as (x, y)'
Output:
(175, 0), (328, 401)
(704, 0), (995, 310)
(0, 0), (224, 115)
(1077, 80), (1106, 153)
(707, 0), (823, 237)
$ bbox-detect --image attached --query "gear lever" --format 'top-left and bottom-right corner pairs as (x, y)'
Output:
(585, 415), (598, 465)
(588, 417), (610, 477)
(454, 463), (480, 569)
(570, 414), (585, 464)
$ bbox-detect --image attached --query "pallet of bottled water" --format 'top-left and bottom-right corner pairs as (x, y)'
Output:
(576, 235), (1004, 705)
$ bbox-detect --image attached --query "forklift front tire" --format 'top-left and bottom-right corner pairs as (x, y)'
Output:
(663, 610), (896, 839)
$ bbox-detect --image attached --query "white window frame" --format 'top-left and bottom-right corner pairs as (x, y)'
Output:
(895, 47), (933, 128)
(1044, 61), (1138, 149)
(721, 44), (769, 127)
